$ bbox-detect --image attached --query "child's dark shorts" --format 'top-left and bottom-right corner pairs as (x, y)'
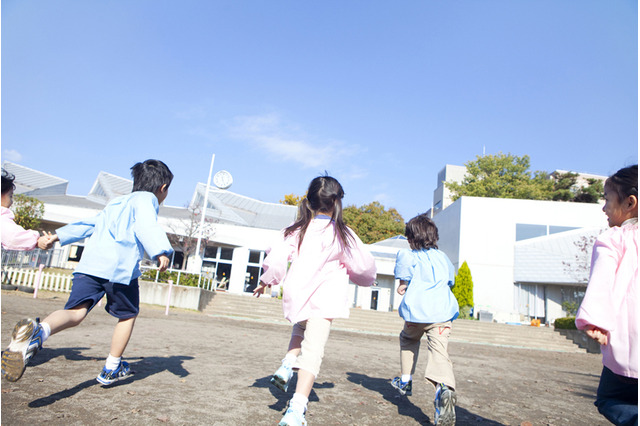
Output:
(64, 273), (140, 319)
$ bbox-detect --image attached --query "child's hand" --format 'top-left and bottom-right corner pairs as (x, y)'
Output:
(157, 254), (170, 272)
(253, 283), (268, 298)
(397, 283), (408, 295)
(585, 326), (608, 345)
(37, 232), (58, 250)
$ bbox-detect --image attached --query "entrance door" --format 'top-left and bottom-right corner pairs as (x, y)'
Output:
(370, 289), (379, 310)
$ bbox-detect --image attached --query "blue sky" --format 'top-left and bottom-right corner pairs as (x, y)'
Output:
(2, 1), (637, 220)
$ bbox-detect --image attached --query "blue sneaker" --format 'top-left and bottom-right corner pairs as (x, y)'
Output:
(391, 376), (413, 396)
(271, 361), (294, 392)
(434, 383), (456, 425)
(1, 318), (44, 382)
(96, 360), (131, 385)
(278, 407), (307, 426)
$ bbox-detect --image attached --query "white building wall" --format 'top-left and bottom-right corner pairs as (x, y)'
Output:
(434, 196), (607, 323)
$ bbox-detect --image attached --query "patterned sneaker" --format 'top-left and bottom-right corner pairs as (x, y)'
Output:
(391, 376), (413, 396)
(1, 318), (44, 382)
(434, 383), (456, 426)
(278, 407), (307, 426)
(271, 362), (294, 392)
(96, 360), (131, 385)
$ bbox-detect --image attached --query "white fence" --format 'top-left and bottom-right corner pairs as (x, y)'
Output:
(2, 267), (73, 292)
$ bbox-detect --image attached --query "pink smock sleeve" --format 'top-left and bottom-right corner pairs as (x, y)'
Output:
(342, 229), (377, 287)
(1, 208), (39, 251)
(575, 225), (638, 378)
(260, 231), (297, 287)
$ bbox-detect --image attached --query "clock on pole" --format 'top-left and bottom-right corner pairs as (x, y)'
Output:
(213, 170), (233, 190)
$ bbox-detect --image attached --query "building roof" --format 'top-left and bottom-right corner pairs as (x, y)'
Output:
(514, 227), (605, 285)
(191, 182), (297, 230)
(87, 172), (133, 205)
(2, 161), (68, 196)
(372, 235), (409, 249)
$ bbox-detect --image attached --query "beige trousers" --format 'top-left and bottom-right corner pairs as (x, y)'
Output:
(292, 317), (332, 377)
(399, 321), (456, 390)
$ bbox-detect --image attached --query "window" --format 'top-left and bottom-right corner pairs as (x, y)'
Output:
(203, 244), (235, 290)
(515, 224), (547, 241)
(549, 226), (578, 235)
(67, 245), (84, 262)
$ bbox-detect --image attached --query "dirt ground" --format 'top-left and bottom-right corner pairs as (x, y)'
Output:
(1, 290), (608, 426)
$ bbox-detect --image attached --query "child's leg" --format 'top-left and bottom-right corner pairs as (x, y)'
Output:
(595, 366), (638, 425)
(282, 317), (331, 421)
(423, 321), (455, 389)
(109, 317), (137, 358)
(271, 323), (306, 392)
(41, 302), (92, 335)
(399, 322), (425, 376)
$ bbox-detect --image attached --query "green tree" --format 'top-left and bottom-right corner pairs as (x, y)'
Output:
(13, 194), (45, 230)
(452, 261), (474, 318)
(573, 178), (604, 203)
(550, 171), (578, 201)
(446, 153), (553, 201)
(343, 202), (405, 244)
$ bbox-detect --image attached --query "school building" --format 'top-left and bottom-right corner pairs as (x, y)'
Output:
(3, 161), (610, 323)
(427, 164), (608, 324)
(2, 161), (401, 311)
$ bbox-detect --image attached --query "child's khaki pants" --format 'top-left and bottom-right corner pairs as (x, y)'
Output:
(292, 317), (332, 378)
(399, 320), (456, 390)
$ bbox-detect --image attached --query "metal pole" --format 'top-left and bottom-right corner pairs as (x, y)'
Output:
(194, 154), (215, 267)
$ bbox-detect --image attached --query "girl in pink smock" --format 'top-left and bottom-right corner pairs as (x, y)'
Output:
(576, 164), (637, 426)
(1, 168), (50, 250)
(254, 175), (377, 426)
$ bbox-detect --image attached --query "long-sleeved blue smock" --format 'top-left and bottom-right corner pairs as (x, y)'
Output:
(394, 248), (459, 323)
(56, 191), (174, 285)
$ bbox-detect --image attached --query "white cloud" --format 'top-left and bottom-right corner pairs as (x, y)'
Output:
(2, 149), (23, 163)
(226, 113), (359, 169)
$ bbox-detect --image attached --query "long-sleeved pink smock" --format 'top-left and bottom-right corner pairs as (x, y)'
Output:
(260, 216), (377, 324)
(1, 206), (39, 251)
(575, 218), (638, 379)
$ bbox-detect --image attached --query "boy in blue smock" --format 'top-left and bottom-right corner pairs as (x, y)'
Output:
(391, 213), (459, 426)
(1, 159), (174, 385)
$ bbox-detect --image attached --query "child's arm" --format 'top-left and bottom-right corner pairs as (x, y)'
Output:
(55, 217), (98, 246)
(397, 280), (408, 295)
(132, 194), (174, 262)
(1, 216), (40, 250)
(343, 230), (377, 287)
(37, 232), (59, 250)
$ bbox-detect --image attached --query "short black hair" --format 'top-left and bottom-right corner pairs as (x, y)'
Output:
(405, 213), (439, 250)
(130, 160), (173, 193)
(1, 168), (16, 195)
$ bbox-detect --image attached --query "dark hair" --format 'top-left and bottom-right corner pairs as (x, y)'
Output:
(130, 160), (173, 193)
(284, 175), (355, 250)
(1, 169), (16, 195)
(405, 213), (439, 250)
(605, 165), (638, 204)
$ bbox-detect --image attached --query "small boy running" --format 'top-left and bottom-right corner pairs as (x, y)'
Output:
(1, 159), (174, 385)
(391, 213), (459, 426)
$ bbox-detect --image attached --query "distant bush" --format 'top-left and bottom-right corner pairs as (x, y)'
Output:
(554, 317), (577, 330)
(140, 269), (201, 287)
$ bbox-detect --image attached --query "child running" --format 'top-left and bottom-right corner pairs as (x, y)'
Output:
(576, 164), (637, 425)
(253, 175), (377, 426)
(1, 159), (174, 385)
(1, 168), (52, 250)
(390, 213), (459, 426)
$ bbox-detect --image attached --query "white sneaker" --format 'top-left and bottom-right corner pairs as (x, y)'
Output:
(270, 362), (294, 392)
(278, 407), (307, 426)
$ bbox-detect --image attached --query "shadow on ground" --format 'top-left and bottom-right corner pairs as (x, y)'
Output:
(346, 372), (504, 425)
(28, 353), (193, 408)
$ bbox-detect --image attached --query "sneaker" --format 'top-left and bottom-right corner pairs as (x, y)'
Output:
(391, 376), (413, 396)
(1, 318), (44, 382)
(271, 362), (294, 392)
(96, 360), (131, 385)
(434, 383), (456, 426)
(278, 407), (307, 426)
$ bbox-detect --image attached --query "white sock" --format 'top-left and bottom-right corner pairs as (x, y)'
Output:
(283, 353), (297, 367)
(290, 392), (308, 414)
(105, 354), (121, 370)
(41, 322), (51, 342)
(401, 374), (412, 383)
